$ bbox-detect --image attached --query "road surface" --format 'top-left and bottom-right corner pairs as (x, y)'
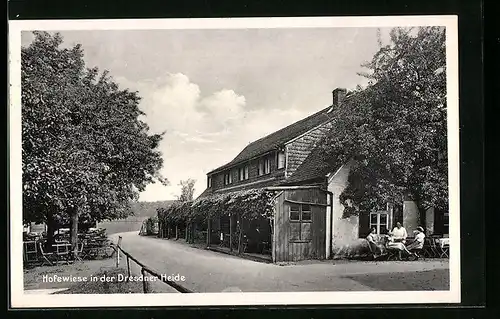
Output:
(110, 232), (449, 293)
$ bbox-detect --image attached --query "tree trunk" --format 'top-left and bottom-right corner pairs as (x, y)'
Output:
(229, 215), (233, 252)
(416, 201), (428, 234)
(175, 225), (179, 240)
(237, 214), (243, 254)
(45, 211), (56, 252)
(207, 217), (211, 247)
(191, 223), (195, 244)
(70, 208), (79, 258)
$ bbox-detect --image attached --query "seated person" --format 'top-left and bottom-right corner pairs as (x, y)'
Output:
(390, 222), (408, 243)
(386, 235), (412, 260)
(405, 226), (426, 256)
(366, 228), (384, 257)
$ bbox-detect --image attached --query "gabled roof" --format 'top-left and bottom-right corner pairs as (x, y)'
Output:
(208, 105), (336, 175)
(281, 89), (366, 185)
(280, 141), (340, 185)
(196, 187), (213, 200)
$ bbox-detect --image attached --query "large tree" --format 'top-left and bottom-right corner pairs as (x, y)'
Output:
(22, 31), (167, 254)
(322, 26), (448, 222)
(177, 179), (196, 202)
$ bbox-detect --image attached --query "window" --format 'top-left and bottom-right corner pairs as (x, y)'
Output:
(238, 166), (249, 181)
(277, 151), (286, 169)
(207, 176), (212, 188)
(264, 158), (270, 174)
(257, 157), (271, 176)
(369, 212), (389, 235)
(223, 172), (232, 185)
(289, 203), (312, 242)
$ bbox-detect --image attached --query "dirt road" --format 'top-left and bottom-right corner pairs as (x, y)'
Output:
(110, 232), (450, 293)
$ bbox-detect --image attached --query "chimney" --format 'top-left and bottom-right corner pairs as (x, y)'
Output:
(332, 88), (347, 106)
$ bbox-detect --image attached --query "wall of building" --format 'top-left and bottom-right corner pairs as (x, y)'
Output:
(425, 207), (435, 235)
(327, 160), (367, 259)
(285, 123), (333, 177)
(403, 201), (420, 233)
(208, 150), (286, 192)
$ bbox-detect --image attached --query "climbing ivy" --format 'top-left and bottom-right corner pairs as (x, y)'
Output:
(157, 189), (275, 224)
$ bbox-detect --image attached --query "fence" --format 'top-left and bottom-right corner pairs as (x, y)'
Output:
(110, 236), (193, 293)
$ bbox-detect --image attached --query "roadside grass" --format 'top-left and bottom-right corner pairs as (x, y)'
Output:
(24, 258), (113, 290)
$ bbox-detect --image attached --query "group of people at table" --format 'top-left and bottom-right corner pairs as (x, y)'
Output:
(366, 222), (426, 259)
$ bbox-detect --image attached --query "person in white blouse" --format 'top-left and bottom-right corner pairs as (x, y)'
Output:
(366, 228), (383, 257)
(406, 226), (426, 255)
(390, 222), (408, 243)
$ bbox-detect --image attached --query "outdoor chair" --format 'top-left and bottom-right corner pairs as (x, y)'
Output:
(38, 242), (57, 266)
(74, 242), (85, 262)
(23, 241), (38, 263)
(366, 239), (385, 260)
(407, 246), (423, 260)
(53, 242), (72, 265)
(438, 240), (449, 258)
(421, 238), (431, 257)
(427, 237), (441, 258)
(386, 248), (402, 261)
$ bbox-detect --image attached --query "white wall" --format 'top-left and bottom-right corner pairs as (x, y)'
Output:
(425, 207), (435, 234)
(327, 161), (366, 258)
(403, 201), (420, 233)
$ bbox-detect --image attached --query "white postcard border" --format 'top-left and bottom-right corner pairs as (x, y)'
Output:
(9, 15), (460, 308)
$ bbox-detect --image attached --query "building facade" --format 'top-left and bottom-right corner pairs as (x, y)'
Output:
(198, 88), (449, 262)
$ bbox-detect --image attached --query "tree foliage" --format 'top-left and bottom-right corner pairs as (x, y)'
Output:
(177, 178), (196, 202)
(22, 32), (167, 248)
(322, 27), (448, 218)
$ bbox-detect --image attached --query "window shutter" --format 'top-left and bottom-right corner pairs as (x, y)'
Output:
(434, 208), (444, 235)
(358, 211), (370, 238)
(277, 151), (285, 169)
(393, 204), (403, 224)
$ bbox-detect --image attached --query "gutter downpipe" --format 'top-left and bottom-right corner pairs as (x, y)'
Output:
(325, 190), (332, 259)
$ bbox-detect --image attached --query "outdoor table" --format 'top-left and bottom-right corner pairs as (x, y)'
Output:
(437, 238), (449, 247)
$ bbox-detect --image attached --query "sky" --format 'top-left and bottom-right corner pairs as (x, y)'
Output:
(21, 27), (392, 202)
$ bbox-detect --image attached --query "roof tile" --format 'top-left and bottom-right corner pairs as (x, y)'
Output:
(208, 105), (335, 174)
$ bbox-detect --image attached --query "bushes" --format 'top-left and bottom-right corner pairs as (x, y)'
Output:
(140, 216), (158, 236)
(157, 200), (193, 227)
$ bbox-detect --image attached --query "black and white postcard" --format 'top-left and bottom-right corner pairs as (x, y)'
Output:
(9, 16), (460, 307)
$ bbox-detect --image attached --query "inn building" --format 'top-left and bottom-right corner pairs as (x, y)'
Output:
(198, 88), (449, 262)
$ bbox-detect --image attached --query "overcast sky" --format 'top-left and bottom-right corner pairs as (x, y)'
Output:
(22, 27), (392, 201)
